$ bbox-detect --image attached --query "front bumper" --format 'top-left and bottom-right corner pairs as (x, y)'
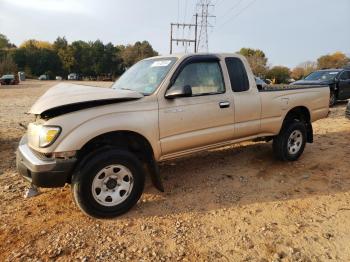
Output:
(16, 135), (76, 187)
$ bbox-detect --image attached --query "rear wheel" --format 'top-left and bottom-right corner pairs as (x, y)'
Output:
(72, 149), (145, 218)
(273, 121), (307, 161)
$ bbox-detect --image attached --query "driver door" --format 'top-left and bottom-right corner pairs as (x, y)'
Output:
(338, 71), (350, 99)
(158, 56), (235, 157)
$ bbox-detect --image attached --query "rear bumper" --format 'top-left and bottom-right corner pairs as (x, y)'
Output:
(16, 135), (76, 187)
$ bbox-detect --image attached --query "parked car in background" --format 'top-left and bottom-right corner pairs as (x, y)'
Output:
(38, 74), (49, 80)
(0, 74), (19, 85)
(16, 53), (330, 218)
(291, 69), (350, 106)
(68, 73), (80, 80)
(254, 76), (268, 90)
(101, 74), (113, 81)
(56, 76), (63, 81)
(346, 100), (350, 119)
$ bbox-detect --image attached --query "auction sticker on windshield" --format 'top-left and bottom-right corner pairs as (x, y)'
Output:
(151, 60), (172, 67)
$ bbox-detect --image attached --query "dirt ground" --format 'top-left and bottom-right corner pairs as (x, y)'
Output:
(0, 80), (349, 262)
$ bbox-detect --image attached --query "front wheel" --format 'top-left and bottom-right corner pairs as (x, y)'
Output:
(72, 149), (145, 218)
(273, 121), (307, 161)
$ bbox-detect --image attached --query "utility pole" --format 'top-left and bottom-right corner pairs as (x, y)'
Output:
(197, 0), (215, 52)
(170, 14), (198, 54)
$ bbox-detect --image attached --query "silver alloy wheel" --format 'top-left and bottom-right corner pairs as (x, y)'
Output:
(287, 130), (303, 155)
(91, 164), (134, 207)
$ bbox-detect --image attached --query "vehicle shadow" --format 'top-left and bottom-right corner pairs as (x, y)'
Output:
(334, 100), (348, 107)
(127, 129), (350, 219)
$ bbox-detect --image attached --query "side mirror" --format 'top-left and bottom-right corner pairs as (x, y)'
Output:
(165, 85), (192, 99)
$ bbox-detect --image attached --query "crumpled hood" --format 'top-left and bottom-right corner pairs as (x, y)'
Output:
(28, 83), (143, 117)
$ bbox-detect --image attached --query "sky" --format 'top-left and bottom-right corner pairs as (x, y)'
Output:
(0, 0), (349, 68)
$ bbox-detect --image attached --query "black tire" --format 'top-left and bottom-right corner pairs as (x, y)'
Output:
(329, 90), (336, 107)
(72, 149), (145, 218)
(273, 120), (307, 161)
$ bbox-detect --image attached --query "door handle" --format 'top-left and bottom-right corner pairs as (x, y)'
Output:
(219, 101), (230, 108)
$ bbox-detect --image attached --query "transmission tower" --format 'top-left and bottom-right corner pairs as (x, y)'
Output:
(196, 0), (215, 52)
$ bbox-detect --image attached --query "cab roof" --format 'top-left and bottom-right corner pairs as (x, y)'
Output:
(146, 53), (243, 60)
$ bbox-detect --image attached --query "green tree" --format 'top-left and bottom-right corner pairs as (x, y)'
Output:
(70, 40), (91, 75)
(237, 48), (268, 77)
(53, 37), (72, 76)
(119, 41), (158, 68)
(266, 66), (291, 84)
(0, 33), (16, 61)
(0, 53), (17, 75)
(0, 33), (16, 49)
(2, 34), (159, 79)
(57, 46), (75, 75)
(12, 40), (61, 78)
(53, 36), (68, 50)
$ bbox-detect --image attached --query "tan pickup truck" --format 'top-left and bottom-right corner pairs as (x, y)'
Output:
(16, 53), (329, 218)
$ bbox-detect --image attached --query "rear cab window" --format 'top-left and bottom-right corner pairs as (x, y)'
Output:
(225, 57), (250, 92)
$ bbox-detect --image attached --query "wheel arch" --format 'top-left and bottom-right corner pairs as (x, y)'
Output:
(281, 106), (313, 143)
(71, 130), (164, 192)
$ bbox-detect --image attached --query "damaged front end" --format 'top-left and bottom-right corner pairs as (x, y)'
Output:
(17, 82), (144, 188)
(28, 82), (143, 119)
(39, 97), (140, 119)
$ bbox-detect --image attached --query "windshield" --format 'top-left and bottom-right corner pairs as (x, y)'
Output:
(112, 57), (177, 95)
(304, 71), (339, 81)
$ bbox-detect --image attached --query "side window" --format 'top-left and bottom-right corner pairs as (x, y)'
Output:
(225, 57), (249, 92)
(173, 62), (225, 95)
(340, 71), (350, 80)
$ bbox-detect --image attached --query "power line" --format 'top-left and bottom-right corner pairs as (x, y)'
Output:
(182, 0), (189, 42)
(185, 1), (198, 52)
(219, 0), (243, 21)
(216, 0), (257, 29)
(183, 0), (189, 23)
(216, 0), (225, 8)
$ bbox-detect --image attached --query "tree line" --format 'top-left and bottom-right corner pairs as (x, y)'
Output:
(238, 47), (350, 84)
(0, 34), (158, 79)
(1, 33), (349, 83)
